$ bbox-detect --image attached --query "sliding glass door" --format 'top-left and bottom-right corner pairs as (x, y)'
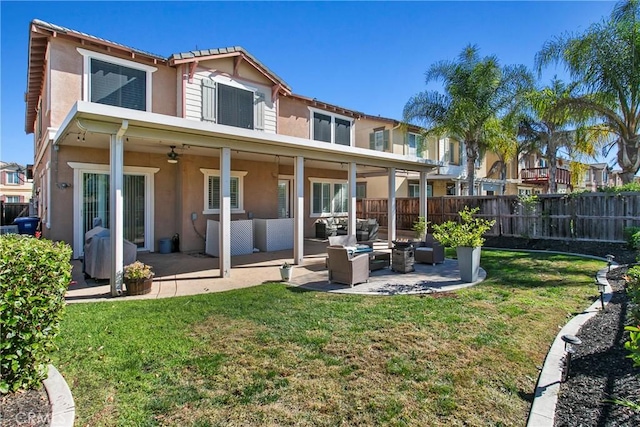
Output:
(82, 172), (146, 248)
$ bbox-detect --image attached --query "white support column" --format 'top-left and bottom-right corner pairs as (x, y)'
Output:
(387, 167), (396, 248)
(419, 170), (427, 241)
(293, 156), (304, 264)
(348, 162), (357, 236)
(219, 147), (231, 278)
(109, 120), (127, 297)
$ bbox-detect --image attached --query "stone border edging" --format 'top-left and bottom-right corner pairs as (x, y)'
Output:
(43, 364), (75, 427)
(523, 256), (618, 427)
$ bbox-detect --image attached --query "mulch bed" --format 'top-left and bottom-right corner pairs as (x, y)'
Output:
(0, 386), (50, 426)
(554, 265), (640, 426)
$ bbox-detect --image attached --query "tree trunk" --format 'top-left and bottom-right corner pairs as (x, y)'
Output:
(466, 142), (478, 196)
(617, 137), (640, 184)
(548, 152), (558, 194)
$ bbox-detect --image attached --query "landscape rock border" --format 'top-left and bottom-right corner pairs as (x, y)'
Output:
(43, 364), (75, 427)
(526, 259), (616, 426)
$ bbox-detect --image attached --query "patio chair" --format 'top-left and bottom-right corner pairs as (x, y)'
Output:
(414, 234), (445, 265)
(327, 246), (370, 287)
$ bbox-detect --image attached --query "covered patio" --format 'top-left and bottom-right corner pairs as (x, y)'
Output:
(66, 235), (485, 302)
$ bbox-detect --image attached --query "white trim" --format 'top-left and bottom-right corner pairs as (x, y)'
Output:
(211, 74), (258, 93)
(200, 168), (248, 214)
(76, 48), (156, 112)
(68, 162), (159, 259)
(309, 178), (349, 217)
(308, 107), (354, 146)
(45, 161), (51, 229)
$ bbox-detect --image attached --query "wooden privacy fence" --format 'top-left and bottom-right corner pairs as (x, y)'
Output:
(357, 192), (640, 243)
(0, 202), (31, 226)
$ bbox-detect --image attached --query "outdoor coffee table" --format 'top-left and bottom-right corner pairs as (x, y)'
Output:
(369, 251), (390, 271)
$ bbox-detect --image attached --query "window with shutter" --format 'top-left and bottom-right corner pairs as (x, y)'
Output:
(310, 109), (352, 145)
(311, 180), (348, 216)
(90, 58), (146, 111)
(218, 84), (254, 129)
(207, 176), (240, 210)
(313, 113), (332, 142)
(202, 169), (247, 214)
(334, 118), (351, 146)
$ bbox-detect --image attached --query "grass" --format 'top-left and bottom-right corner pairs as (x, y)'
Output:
(53, 250), (604, 426)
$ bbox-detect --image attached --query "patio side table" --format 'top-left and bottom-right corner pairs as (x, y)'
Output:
(369, 251), (390, 271)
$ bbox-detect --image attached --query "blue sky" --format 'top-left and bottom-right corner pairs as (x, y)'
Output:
(1, 0), (617, 167)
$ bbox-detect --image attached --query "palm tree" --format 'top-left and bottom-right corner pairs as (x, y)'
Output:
(404, 45), (532, 195)
(535, 0), (640, 183)
(519, 79), (599, 193)
(483, 114), (520, 193)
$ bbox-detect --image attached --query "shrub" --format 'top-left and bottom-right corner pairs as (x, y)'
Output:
(624, 226), (640, 251)
(0, 235), (72, 393)
(432, 206), (496, 248)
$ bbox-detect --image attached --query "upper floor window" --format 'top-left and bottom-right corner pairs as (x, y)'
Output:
(370, 129), (389, 152)
(77, 48), (156, 112)
(444, 139), (461, 165)
(6, 172), (20, 184)
(201, 79), (266, 131)
(5, 196), (21, 203)
(310, 109), (353, 146)
(200, 168), (248, 214)
(407, 133), (423, 157)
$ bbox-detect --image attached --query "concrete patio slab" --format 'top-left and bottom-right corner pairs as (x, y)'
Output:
(289, 258), (486, 295)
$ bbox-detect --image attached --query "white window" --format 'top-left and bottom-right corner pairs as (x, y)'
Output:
(408, 181), (420, 198)
(6, 196), (20, 203)
(6, 172), (20, 184)
(407, 133), (419, 157)
(201, 169), (248, 214)
(311, 180), (348, 216)
(310, 108), (353, 146)
(77, 48), (156, 112)
(201, 78), (266, 131)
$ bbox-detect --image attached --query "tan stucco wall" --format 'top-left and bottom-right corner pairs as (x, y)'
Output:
(49, 41), (83, 128)
(48, 39), (177, 128)
(277, 97), (310, 138)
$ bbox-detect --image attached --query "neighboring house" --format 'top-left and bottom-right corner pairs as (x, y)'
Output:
(0, 161), (33, 203)
(575, 163), (614, 192)
(25, 19), (437, 289)
(503, 153), (571, 195)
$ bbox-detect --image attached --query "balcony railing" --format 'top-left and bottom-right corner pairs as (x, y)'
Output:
(520, 167), (571, 186)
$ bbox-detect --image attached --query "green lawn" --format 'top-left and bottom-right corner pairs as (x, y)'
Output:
(53, 251), (603, 426)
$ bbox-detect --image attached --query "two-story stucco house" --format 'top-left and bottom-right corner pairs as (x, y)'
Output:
(25, 19), (440, 292)
(0, 162), (33, 204)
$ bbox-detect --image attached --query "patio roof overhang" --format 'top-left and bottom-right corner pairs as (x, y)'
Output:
(53, 101), (439, 173)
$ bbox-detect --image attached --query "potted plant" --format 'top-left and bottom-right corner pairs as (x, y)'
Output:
(279, 261), (293, 281)
(432, 206), (495, 282)
(123, 261), (154, 295)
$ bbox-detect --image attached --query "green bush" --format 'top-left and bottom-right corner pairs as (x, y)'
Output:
(0, 234), (71, 393)
(624, 226), (640, 251)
